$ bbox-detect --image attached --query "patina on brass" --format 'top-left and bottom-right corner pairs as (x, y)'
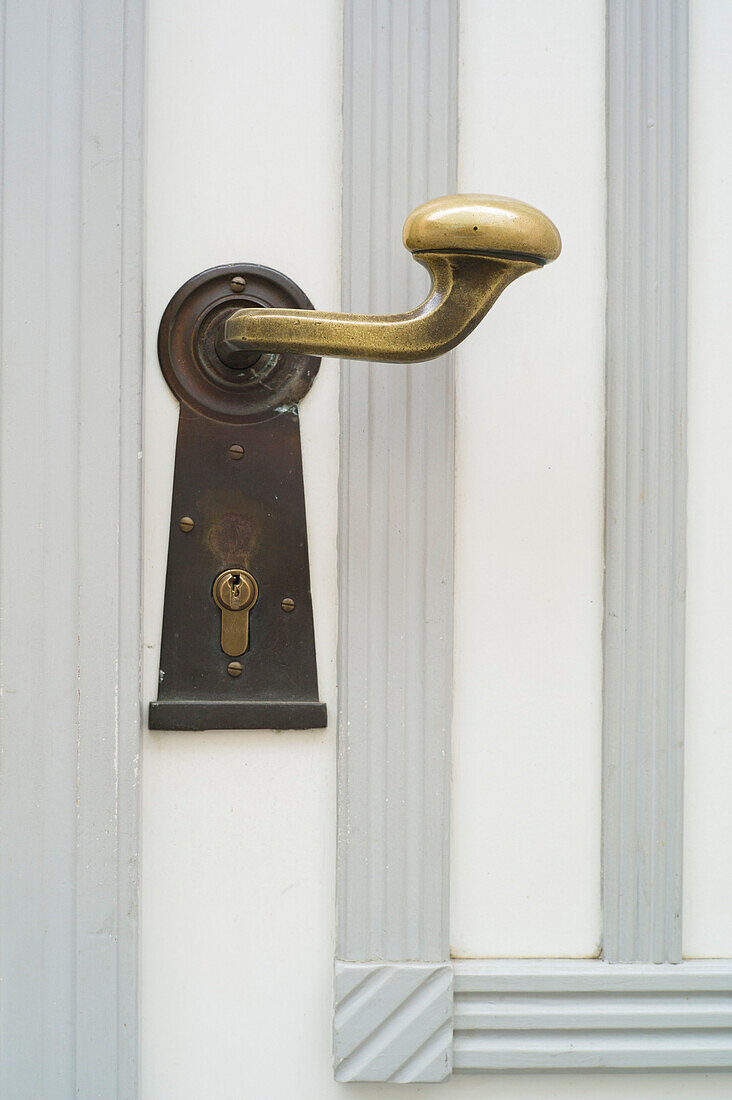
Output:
(218, 195), (561, 365)
(149, 263), (328, 732)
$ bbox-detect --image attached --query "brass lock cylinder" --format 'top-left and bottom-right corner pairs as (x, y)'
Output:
(212, 568), (258, 658)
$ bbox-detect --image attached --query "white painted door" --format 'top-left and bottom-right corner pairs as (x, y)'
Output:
(142, 3), (341, 1095)
(140, 2), (731, 1098)
(6, 0), (731, 1095)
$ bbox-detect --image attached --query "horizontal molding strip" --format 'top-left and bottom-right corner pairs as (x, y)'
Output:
(453, 960), (732, 1071)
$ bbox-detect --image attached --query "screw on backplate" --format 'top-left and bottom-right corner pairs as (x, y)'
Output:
(230, 276), (247, 293)
(229, 444), (244, 460)
(179, 516), (194, 532)
(281, 598), (295, 613)
(227, 661), (243, 677)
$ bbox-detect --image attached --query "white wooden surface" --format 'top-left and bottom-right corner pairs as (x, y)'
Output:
(141, 0), (732, 1095)
(450, 0), (606, 959)
(141, 4), (341, 1096)
(684, 0), (732, 958)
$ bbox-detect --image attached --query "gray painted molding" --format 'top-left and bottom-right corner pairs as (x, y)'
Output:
(0, 1), (143, 1095)
(336, 0), (457, 970)
(334, 957), (732, 1077)
(453, 960), (732, 1071)
(335, 0), (457, 1081)
(334, 963), (453, 1082)
(603, 0), (689, 963)
(334, 0), (727, 1083)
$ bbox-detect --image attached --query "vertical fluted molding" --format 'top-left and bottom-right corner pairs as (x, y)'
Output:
(335, 4), (457, 1078)
(603, 0), (689, 963)
(337, 0), (457, 965)
(0, 0), (143, 1092)
(337, 0), (457, 967)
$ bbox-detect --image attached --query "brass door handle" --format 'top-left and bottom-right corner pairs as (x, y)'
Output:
(150, 193), (560, 731)
(217, 194), (561, 365)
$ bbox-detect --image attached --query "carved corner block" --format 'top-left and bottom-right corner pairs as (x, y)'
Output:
(333, 962), (453, 1083)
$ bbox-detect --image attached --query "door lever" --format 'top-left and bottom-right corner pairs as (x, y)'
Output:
(149, 193), (559, 731)
(217, 194), (561, 365)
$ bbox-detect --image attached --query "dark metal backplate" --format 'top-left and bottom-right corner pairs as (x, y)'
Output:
(148, 264), (326, 731)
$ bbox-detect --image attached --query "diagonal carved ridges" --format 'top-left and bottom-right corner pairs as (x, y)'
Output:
(334, 962), (453, 1082)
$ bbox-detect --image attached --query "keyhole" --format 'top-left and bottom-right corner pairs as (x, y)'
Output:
(212, 568), (259, 657)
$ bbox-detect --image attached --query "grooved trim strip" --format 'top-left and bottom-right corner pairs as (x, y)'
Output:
(453, 960), (732, 1072)
(0, 1), (144, 1093)
(603, 0), (689, 962)
(337, 0), (457, 967)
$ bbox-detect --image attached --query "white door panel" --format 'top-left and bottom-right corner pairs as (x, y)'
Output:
(684, 0), (732, 958)
(142, 2), (341, 1095)
(4, 0), (732, 1093)
(451, 0), (606, 959)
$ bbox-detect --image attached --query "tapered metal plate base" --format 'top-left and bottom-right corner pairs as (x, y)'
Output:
(149, 265), (326, 731)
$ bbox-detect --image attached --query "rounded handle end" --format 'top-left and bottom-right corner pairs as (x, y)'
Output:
(403, 194), (561, 265)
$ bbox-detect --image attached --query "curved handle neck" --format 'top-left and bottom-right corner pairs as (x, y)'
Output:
(218, 252), (538, 365)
